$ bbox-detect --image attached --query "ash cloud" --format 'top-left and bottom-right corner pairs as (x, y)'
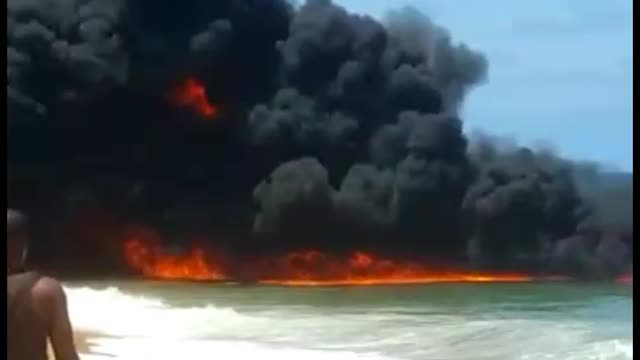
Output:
(7, 0), (631, 279)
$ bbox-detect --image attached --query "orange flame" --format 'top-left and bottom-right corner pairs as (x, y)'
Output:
(169, 77), (218, 119)
(122, 226), (225, 281)
(258, 250), (533, 286)
(122, 230), (537, 285)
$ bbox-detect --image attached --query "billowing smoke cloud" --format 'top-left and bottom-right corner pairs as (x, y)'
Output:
(463, 133), (632, 277)
(7, 0), (631, 279)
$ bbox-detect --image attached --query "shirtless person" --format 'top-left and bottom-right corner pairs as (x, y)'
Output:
(7, 209), (80, 360)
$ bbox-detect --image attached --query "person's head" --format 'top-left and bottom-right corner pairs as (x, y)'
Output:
(7, 209), (29, 271)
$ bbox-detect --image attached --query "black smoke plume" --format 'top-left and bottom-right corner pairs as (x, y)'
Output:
(7, 0), (632, 279)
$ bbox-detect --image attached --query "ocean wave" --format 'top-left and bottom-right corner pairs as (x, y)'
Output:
(66, 286), (395, 359)
(65, 286), (254, 339)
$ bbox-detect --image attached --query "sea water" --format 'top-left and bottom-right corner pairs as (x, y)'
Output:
(65, 281), (632, 360)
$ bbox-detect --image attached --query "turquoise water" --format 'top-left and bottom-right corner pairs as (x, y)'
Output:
(66, 281), (632, 359)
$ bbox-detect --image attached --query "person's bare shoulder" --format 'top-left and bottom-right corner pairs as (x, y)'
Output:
(33, 276), (65, 299)
(32, 276), (67, 316)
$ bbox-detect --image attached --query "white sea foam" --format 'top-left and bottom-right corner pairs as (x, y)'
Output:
(65, 286), (393, 359)
(518, 339), (633, 360)
(66, 286), (253, 339)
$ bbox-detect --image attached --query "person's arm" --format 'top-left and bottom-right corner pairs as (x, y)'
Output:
(40, 278), (80, 360)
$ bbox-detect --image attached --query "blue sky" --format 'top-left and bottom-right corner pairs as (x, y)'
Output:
(336, 0), (633, 171)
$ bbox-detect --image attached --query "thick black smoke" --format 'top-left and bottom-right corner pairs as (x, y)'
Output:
(463, 133), (633, 278)
(7, 0), (632, 278)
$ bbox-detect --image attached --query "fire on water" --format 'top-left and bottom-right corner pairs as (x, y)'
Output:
(123, 227), (225, 281)
(257, 275), (533, 287)
(122, 230), (559, 286)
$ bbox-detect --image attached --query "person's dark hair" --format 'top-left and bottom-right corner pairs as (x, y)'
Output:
(7, 209), (28, 237)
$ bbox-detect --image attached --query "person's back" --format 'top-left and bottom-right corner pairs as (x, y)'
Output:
(7, 271), (48, 360)
(7, 209), (79, 360)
